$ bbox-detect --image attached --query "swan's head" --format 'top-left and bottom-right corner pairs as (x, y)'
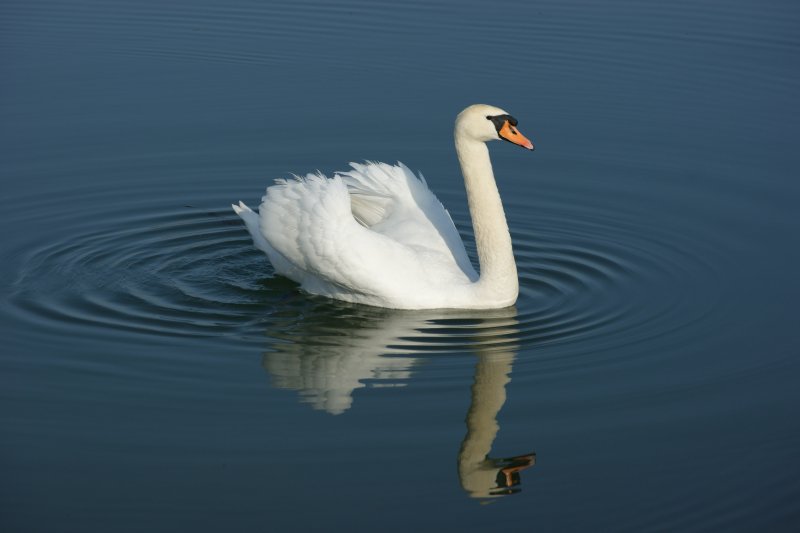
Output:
(455, 104), (534, 150)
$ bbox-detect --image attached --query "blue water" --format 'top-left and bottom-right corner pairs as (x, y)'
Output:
(2, 0), (799, 530)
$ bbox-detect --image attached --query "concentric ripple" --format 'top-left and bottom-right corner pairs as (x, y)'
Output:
(8, 179), (720, 371)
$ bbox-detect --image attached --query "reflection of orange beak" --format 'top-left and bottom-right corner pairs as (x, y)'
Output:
(499, 121), (535, 150)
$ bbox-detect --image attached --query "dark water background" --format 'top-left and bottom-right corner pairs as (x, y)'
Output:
(2, 0), (799, 530)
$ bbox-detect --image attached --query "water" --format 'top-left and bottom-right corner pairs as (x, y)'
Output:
(2, 0), (799, 530)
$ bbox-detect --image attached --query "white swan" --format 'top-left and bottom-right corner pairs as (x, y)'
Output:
(232, 104), (534, 309)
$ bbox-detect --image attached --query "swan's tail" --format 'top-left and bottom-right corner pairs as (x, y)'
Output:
(232, 201), (271, 253)
(231, 200), (248, 216)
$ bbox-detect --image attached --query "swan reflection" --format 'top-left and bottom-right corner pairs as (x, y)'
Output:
(459, 349), (535, 498)
(261, 303), (535, 498)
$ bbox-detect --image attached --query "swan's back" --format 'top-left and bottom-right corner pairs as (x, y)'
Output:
(234, 162), (476, 308)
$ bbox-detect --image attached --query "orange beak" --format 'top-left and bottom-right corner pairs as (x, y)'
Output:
(499, 120), (534, 150)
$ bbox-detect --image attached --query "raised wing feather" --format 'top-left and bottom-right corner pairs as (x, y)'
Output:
(244, 163), (476, 307)
(337, 162), (475, 276)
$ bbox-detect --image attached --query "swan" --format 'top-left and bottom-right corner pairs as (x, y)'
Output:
(232, 104), (534, 309)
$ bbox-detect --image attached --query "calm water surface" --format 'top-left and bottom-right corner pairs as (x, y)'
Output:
(2, 0), (799, 531)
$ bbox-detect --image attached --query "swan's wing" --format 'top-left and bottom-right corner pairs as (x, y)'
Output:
(249, 167), (474, 306)
(337, 161), (475, 277)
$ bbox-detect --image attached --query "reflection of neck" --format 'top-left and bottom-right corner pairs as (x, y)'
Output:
(457, 351), (514, 495)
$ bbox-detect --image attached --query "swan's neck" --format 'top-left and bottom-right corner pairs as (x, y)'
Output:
(456, 136), (518, 305)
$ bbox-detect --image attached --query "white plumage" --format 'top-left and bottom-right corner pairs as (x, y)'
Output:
(233, 104), (534, 309)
